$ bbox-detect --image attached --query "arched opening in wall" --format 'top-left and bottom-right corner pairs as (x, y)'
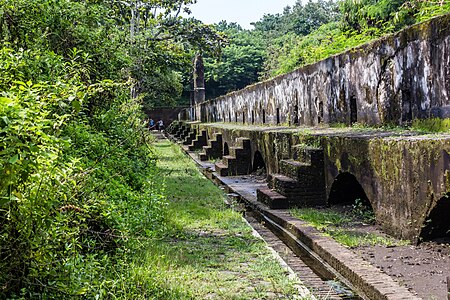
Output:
(235, 112), (237, 123)
(350, 95), (357, 125)
(262, 109), (266, 124)
(420, 193), (450, 242)
(243, 112), (245, 124)
(293, 105), (299, 125)
(328, 172), (371, 208)
(294, 90), (300, 125)
(213, 107), (217, 122)
(223, 142), (230, 156)
(318, 101), (324, 124)
(252, 110), (255, 124)
(252, 151), (266, 175)
(229, 112), (231, 122)
(276, 108), (280, 125)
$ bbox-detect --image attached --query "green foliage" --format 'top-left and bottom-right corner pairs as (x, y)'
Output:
(204, 22), (265, 99)
(0, 0), (225, 298)
(0, 46), (170, 297)
(411, 118), (450, 133)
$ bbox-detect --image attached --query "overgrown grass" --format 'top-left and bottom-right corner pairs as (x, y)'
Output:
(123, 139), (302, 299)
(411, 118), (450, 133)
(290, 207), (408, 248)
(330, 118), (450, 134)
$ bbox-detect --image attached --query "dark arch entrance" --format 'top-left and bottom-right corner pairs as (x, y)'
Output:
(223, 142), (229, 156)
(328, 172), (370, 207)
(420, 193), (450, 242)
(252, 151), (266, 174)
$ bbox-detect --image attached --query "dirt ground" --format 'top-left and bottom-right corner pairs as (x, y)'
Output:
(315, 204), (450, 300)
(355, 240), (450, 300)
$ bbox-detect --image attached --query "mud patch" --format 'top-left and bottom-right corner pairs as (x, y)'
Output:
(355, 242), (450, 300)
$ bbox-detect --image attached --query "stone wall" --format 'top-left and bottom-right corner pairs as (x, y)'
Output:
(190, 122), (450, 242)
(192, 13), (450, 126)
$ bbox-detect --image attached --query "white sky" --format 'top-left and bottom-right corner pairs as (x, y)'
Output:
(188, 0), (299, 29)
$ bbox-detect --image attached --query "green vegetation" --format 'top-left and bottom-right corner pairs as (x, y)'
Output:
(0, 0), (227, 298)
(290, 206), (408, 248)
(411, 118), (450, 133)
(205, 0), (450, 98)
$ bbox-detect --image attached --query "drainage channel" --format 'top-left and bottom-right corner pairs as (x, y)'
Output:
(223, 189), (362, 300)
(246, 210), (361, 300)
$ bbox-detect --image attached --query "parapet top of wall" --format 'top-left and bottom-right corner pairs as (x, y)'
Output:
(195, 13), (450, 126)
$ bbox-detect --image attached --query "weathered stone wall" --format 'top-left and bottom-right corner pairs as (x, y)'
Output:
(192, 14), (450, 126)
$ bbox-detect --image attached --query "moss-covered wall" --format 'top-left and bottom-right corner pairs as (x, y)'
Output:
(193, 123), (450, 243)
(190, 13), (450, 128)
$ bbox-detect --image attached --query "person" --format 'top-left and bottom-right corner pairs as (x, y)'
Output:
(157, 119), (164, 131)
(149, 118), (155, 130)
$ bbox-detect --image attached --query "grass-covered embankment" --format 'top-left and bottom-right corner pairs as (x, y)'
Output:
(136, 139), (301, 299)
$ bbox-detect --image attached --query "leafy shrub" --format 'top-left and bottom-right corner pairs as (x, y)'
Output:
(0, 47), (168, 298)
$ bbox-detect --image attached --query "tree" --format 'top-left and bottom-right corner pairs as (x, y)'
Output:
(204, 21), (264, 99)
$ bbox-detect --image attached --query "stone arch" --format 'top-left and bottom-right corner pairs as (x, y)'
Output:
(223, 142), (230, 156)
(328, 172), (370, 207)
(420, 193), (450, 242)
(252, 150), (266, 173)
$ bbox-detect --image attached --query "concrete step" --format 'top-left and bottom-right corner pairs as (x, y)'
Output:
(257, 188), (289, 209)
(272, 173), (301, 190)
(215, 162), (229, 176)
(183, 130), (197, 145)
(292, 145), (324, 168)
(174, 127), (185, 138)
(189, 130), (208, 151)
(279, 159), (310, 178)
(267, 173), (326, 207)
(236, 137), (251, 148)
(223, 155), (237, 172)
(199, 152), (208, 161)
(230, 146), (251, 158)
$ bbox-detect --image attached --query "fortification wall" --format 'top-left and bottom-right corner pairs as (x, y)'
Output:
(193, 14), (450, 126)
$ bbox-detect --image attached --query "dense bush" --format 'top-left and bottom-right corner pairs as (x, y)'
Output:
(0, 45), (170, 298)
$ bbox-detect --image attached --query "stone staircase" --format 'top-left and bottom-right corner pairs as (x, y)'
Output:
(199, 133), (223, 161)
(183, 128), (197, 145)
(166, 120), (179, 134)
(174, 123), (188, 139)
(257, 146), (326, 209)
(188, 130), (208, 151)
(215, 137), (252, 176)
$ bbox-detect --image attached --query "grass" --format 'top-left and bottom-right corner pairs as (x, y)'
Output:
(329, 118), (450, 134)
(290, 207), (409, 248)
(126, 139), (303, 299)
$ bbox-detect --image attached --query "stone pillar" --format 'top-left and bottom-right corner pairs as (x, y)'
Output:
(193, 53), (205, 106)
